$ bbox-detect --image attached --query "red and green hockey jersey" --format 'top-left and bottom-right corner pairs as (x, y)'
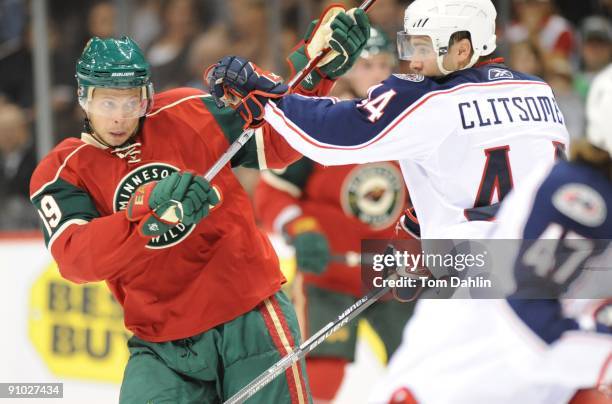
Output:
(30, 87), (315, 342)
(255, 158), (411, 296)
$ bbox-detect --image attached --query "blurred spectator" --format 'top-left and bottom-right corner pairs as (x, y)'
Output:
(544, 57), (584, 139)
(506, 0), (576, 61)
(0, 25), (32, 109)
(0, 101), (38, 229)
(597, 0), (612, 17)
(0, 0), (25, 45)
(226, 0), (272, 69)
(574, 16), (612, 99)
(53, 1), (119, 142)
(146, 0), (202, 91)
(87, 1), (116, 39)
(131, 0), (162, 50)
(554, 0), (601, 26)
(361, 0), (405, 41)
(280, 20), (299, 77)
(508, 41), (544, 76)
(332, 27), (396, 99)
(185, 28), (230, 90)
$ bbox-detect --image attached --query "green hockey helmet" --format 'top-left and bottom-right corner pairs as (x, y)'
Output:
(76, 36), (154, 119)
(361, 27), (394, 59)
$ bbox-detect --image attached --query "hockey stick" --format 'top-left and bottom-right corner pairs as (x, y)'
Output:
(202, 0), (378, 183)
(224, 244), (397, 404)
(331, 251), (362, 267)
(331, 251), (379, 267)
(157, 0), (379, 223)
(159, 0), (376, 223)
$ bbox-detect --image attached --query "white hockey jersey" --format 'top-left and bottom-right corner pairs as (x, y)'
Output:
(265, 63), (570, 238)
(370, 158), (612, 404)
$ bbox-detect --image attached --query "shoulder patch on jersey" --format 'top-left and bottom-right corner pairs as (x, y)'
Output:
(393, 73), (425, 83)
(488, 68), (514, 81)
(552, 183), (607, 227)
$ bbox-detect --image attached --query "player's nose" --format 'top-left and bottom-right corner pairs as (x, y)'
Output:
(409, 60), (423, 71)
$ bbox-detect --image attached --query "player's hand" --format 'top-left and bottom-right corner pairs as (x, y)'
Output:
(287, 6), (371, 92)
(319, 8), (371, 78)
(284, 216), (330, 274)
(206, 56), (288, 129)
(126, 172), (220, 237)
(396, 207), (421, 239)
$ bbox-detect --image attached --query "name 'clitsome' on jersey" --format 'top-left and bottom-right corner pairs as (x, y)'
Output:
(264, 64), (570, 239)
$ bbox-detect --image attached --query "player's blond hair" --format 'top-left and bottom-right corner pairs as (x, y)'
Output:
(570, 138), (612, 180)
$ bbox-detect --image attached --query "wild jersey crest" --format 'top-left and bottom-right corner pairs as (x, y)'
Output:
(341, 163), (405, 229)
(113, 162), (195, 248)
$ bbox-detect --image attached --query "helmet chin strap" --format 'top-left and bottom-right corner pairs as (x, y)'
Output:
(436, 52), (480, 76)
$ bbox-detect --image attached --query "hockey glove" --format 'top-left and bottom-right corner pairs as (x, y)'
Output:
(287, 6), (371, 92)
(396, 207), (421, 239)
(207, 56), (288, 129)
(284, 216), (330, 275)
(126, 172), (219, 237)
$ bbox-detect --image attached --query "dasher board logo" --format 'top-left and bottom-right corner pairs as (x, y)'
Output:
(113, 162), (195, 249)
(341, 163), (406, 229)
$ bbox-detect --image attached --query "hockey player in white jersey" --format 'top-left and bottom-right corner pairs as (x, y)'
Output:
(474, 64), (612, 404)
(375, 66), (612, 404)
(209, 0), (577, 402)
(210, 0), (568, 239)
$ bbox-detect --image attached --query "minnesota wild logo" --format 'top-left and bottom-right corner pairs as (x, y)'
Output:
(113, 163), (195, 249)
(341, 163), (405, 229)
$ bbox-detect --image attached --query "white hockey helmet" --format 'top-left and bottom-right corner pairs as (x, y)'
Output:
(397, 0), (497, 75)
(586, 64), (612, 155)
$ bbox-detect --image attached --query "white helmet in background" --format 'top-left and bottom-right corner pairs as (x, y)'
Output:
(397, 0), (497, 75)
(586, 64), (612, 155)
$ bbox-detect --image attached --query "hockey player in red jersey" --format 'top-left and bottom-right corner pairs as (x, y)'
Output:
(29, 7), (370, 403)
(254, 28), (415, 402)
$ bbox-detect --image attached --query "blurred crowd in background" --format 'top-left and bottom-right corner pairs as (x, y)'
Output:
(0, 0), (611, 230)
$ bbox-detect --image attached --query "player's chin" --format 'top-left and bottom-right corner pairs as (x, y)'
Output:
(104, 131), (131, 146)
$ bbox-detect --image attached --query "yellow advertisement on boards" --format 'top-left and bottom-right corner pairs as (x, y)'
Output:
(28, 262), (129, 383)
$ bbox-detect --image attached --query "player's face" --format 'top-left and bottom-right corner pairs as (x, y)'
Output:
(404, 36), (442, 76)
(399, 35), (473, 76)
(348, 53), (395, 97)
(87, 88), (142, 146)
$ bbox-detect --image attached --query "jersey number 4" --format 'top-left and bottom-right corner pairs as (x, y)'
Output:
(358, 89), (397, 123)
(464, 142), (566, 221)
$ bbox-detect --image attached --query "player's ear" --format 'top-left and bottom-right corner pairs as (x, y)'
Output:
(455, 38), (473, 68)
